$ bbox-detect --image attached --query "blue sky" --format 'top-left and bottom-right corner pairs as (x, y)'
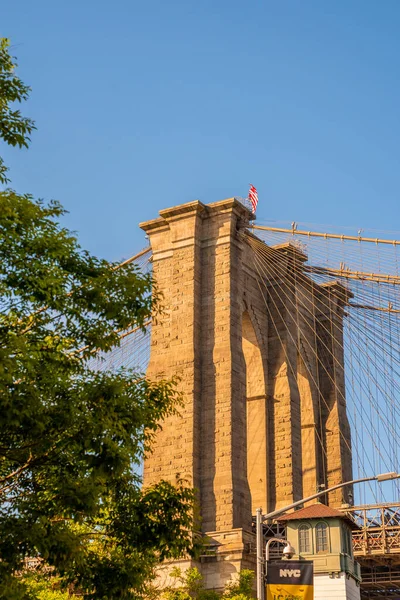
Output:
(3, 0), (400, 260)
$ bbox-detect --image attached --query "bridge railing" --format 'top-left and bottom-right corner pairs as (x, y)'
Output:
(341, 503), (400, 557)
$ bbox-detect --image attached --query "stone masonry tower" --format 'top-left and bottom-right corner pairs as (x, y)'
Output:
(140, 198), (352, 589)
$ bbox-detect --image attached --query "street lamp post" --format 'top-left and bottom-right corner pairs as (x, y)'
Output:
(256, 471), (400, 600)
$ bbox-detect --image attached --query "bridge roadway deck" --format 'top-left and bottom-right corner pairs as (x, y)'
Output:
(340, 502), (400, 598)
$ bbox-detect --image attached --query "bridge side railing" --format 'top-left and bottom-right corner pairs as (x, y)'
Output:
(340, 503), (400, 556)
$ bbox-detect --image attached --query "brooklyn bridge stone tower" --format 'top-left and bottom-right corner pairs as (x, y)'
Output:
(140, 198), (352, 588)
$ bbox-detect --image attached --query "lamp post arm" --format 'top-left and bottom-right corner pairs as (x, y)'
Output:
(261, 475), (376, 522)
(265, 538), (288, 562)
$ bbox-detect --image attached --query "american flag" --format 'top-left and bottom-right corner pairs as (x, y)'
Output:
(248, 184), (258, 214)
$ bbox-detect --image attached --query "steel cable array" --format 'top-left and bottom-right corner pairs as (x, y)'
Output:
(248, 223), (400, 505)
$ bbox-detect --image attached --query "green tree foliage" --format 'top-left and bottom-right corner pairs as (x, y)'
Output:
(0, 38), (35, 184)
(162, 568), (254, 600)
(0, 38), (198, 599)
(20, 572), (79, 600)
(221, 570), (254, 600)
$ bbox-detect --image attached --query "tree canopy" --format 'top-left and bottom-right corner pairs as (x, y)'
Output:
(0, 38), (198, 599)
(0, 38), (35, 185)
(162, 568), (254, 600)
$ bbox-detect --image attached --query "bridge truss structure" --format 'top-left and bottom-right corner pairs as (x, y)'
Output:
(339, 503), (400, 598)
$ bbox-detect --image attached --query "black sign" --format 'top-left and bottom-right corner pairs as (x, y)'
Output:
(266, 560), (313, 600)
